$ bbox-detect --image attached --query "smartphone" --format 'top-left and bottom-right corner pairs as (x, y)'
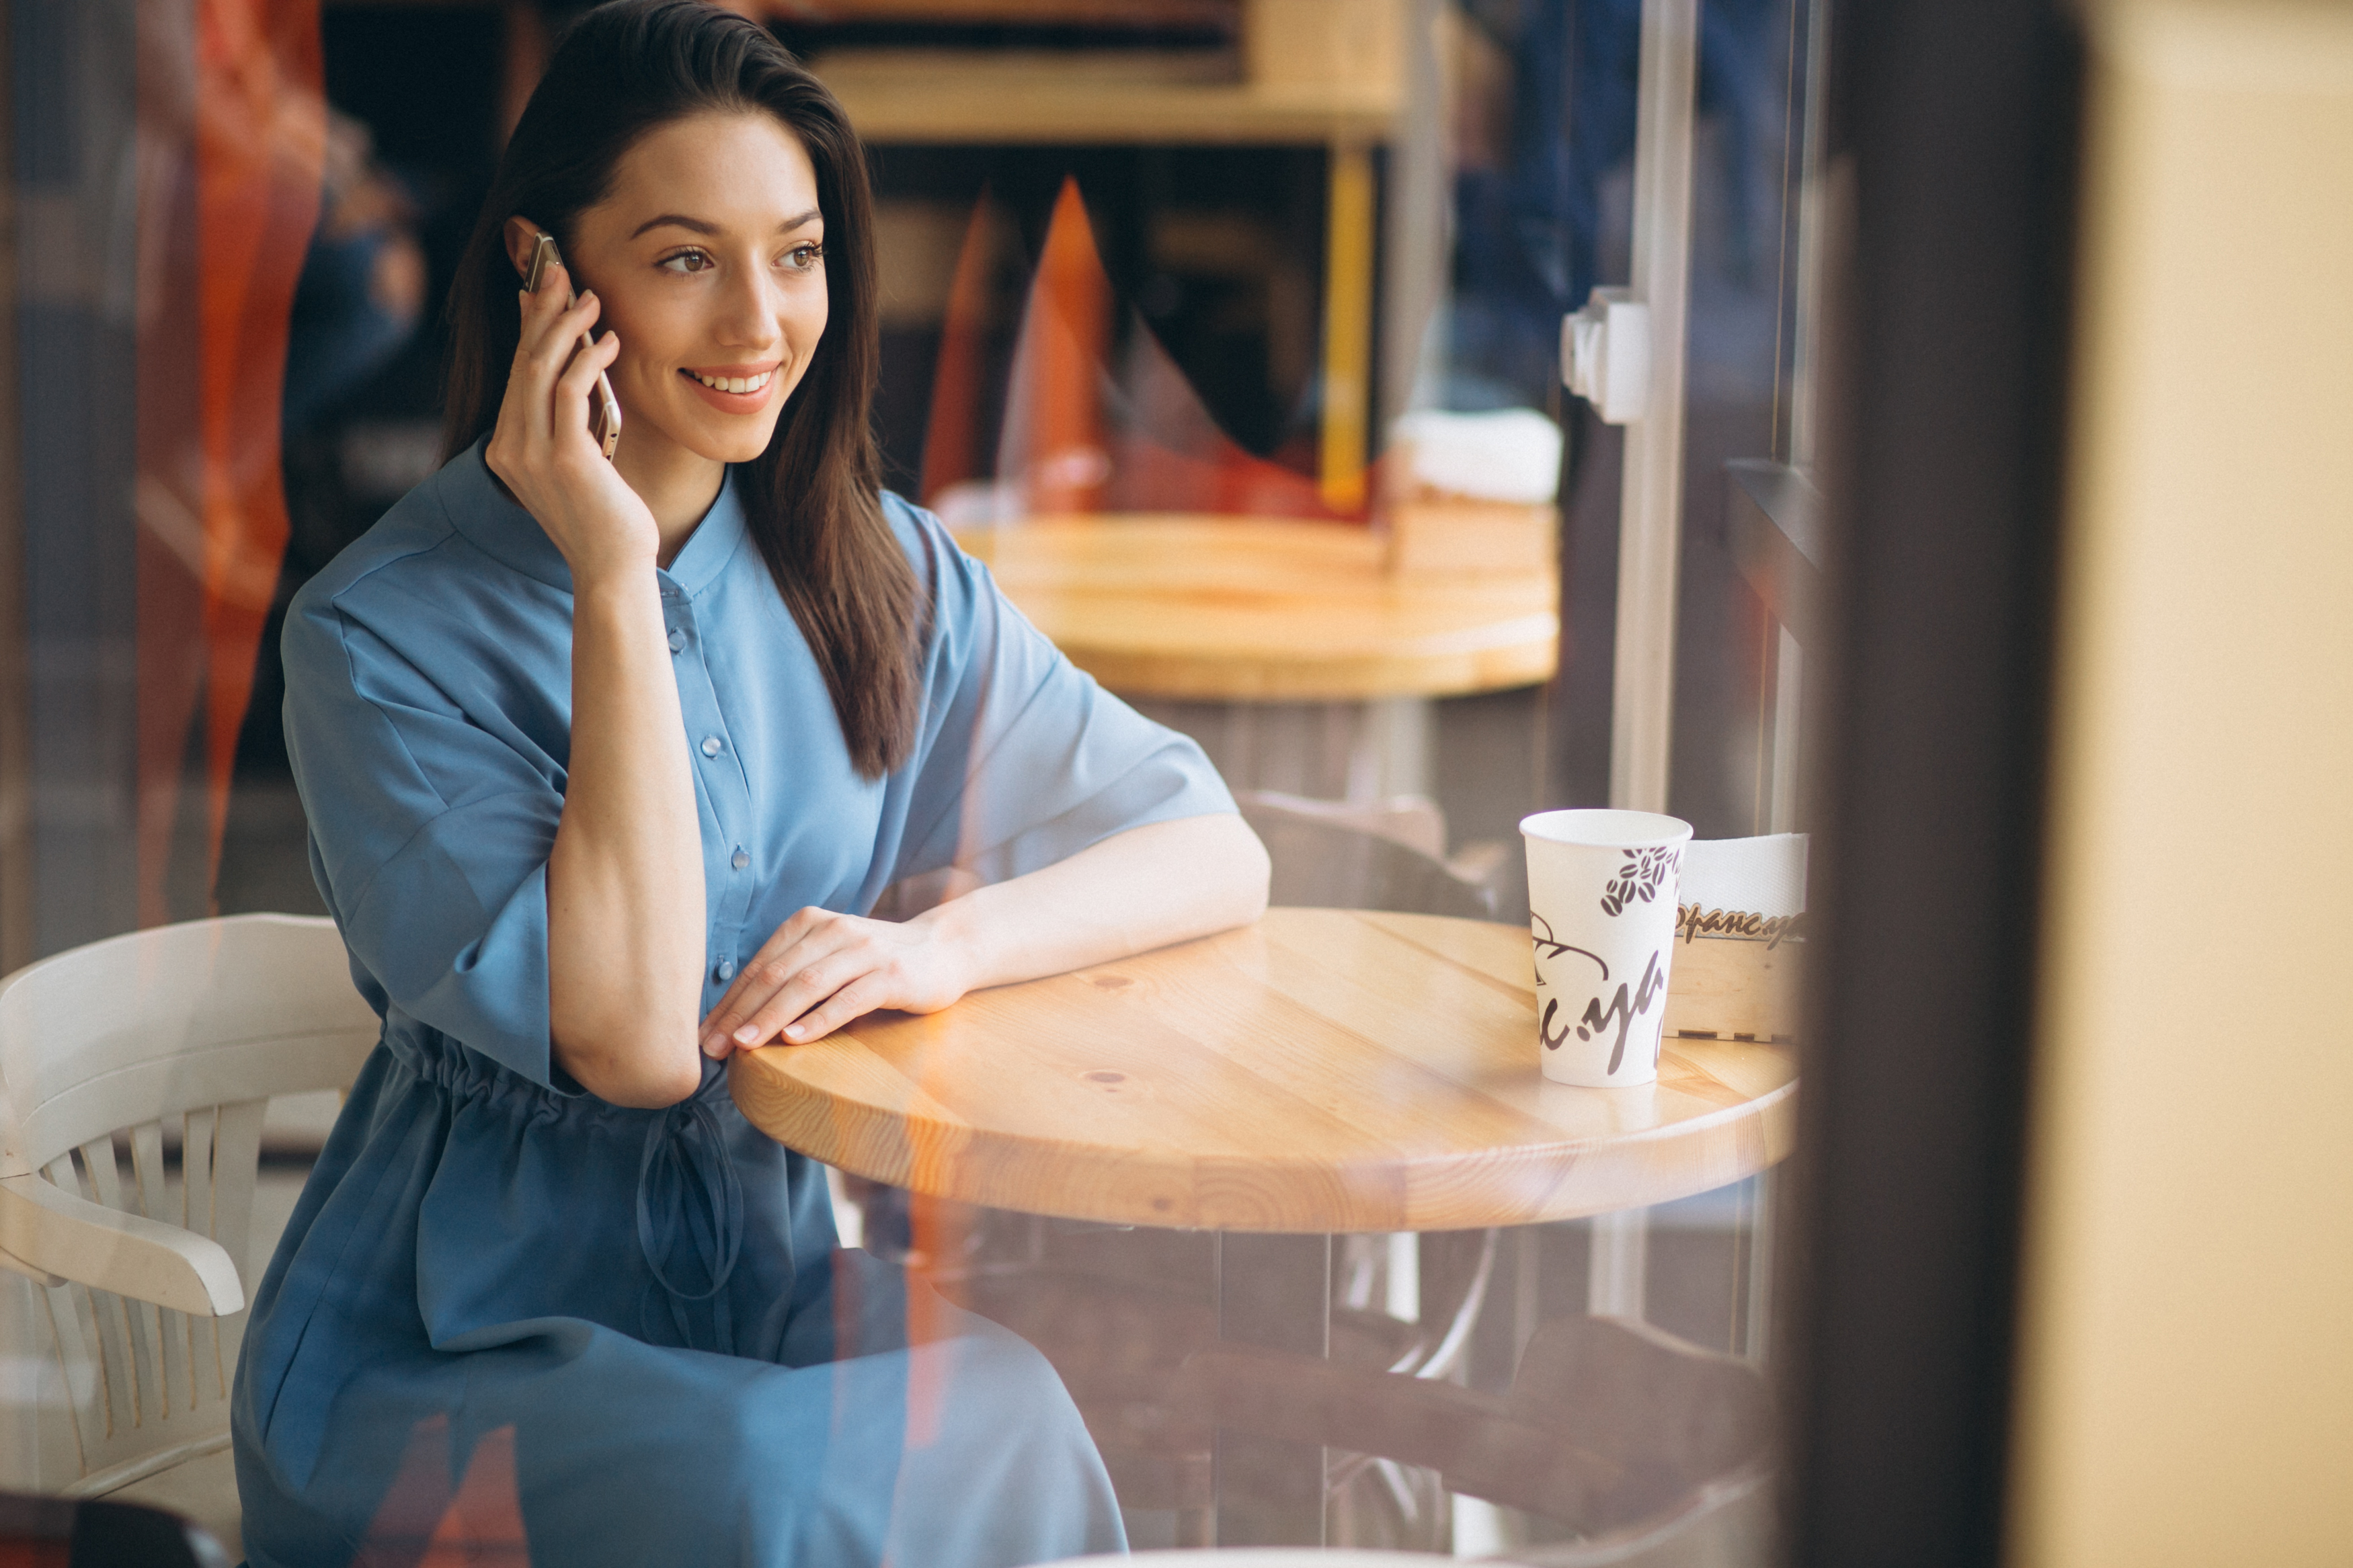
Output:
(524, 233), (623, 460)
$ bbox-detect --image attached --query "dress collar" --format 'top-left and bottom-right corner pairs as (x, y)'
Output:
(664, 464), (751, 600)
(442, 437), (750, 601)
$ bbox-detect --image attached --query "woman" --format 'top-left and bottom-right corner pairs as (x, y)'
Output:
(231, 5), (1268, 1564)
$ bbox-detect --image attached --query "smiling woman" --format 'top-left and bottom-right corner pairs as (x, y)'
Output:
(438, 22), (918, 779)
(500, 116), (830, 524)
(227, 4), (1266, 1566)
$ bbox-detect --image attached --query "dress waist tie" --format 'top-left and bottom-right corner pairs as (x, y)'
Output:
(635, 1098), (744, 1356)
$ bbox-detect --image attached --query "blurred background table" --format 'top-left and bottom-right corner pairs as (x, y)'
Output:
(957, 518), (1560, 849)
(956, 517), (1558, 708)
(729, 907), (1794, 1544)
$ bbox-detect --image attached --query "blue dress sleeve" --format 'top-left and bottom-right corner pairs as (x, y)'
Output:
(283, 585), (564, 1089)
(887, 497), (1236, 887)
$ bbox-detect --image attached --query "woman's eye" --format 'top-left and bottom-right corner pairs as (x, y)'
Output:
(782, 243), (825, 274)
(657, 249), (714, 274)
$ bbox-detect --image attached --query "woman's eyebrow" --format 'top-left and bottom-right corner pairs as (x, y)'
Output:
(630, 213), (718, 239)
(629, 208), (824, 241)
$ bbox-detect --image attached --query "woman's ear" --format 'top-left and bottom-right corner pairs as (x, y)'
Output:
(503, 216), (550, 282)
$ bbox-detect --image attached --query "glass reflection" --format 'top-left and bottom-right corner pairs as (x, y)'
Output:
(3, 1), (1824, 1562)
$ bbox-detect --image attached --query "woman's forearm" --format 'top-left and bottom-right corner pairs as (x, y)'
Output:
(916, 813), (1269, 994)
(694, 812), (1267, 1055)
(546, 571), (706, 1106)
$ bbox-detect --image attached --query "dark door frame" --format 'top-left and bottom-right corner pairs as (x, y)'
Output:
(1780, 2), (2083, 1565)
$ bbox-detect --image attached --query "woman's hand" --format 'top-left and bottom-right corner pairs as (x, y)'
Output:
(483, 261), (654, 583)
(699, 907), (978, 1059)
(697, 817), (1266, 1063)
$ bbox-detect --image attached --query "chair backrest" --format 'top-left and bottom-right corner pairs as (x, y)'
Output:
(1505, 1315), (1771, 1493)
(0, 915), (378, 1491)
(1236, 789), (1450, 861)
(1236, 794), (1499, 921)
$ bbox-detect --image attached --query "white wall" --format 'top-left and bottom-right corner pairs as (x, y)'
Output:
(2008, 3), (2353, 1564)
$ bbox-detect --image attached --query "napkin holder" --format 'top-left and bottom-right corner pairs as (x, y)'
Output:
(1661, 833), (1808, 1043)
(1662, 903), (1804, 1042)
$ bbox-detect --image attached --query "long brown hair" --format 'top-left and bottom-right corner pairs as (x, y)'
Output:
(441, 0), (919, 777)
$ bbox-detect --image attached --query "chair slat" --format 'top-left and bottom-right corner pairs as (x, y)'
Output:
(34, 1153), (110, 1472)
(40, 1279), (106, 1474)
(181, 1107), (223, 1404)
(156, 1294), (194, 1419)
(128, 1114), (188, 1419)
(148, 1109), (203, 1419)
(127, 1120), (187, 1415)
(56, 1152), (135, 1439)
(94, 1135), (170, 1432)
(181, 1109), (214, 1242)
(206, 1098), (267, 1401)
(79, 1136), (124, 1212)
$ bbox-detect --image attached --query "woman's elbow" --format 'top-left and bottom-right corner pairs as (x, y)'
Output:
(551, 1023), (703, 1109)
(1218, 814), (1272, 924)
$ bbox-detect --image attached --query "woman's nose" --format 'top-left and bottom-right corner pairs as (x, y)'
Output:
(713, 270), (783, 349)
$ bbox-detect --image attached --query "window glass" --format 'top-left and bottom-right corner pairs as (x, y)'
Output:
(2, 2), (1825, 1558)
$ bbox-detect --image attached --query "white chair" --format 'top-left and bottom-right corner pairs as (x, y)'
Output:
(0, 914), (378, 1558)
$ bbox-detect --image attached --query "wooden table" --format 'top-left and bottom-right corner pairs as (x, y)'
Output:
(731, 908), (1794, 1544)
(730, 908), (1790, 1232)
(955, 518), (1560, 705)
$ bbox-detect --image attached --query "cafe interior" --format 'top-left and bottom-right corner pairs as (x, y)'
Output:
(0, 0), (2344, 1564)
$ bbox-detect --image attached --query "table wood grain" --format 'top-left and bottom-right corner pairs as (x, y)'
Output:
(729, 909), (1796, 1234)
(953, 518), (1560, 702)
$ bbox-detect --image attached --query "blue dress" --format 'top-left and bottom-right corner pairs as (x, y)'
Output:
(232, 442), (1234, 1568)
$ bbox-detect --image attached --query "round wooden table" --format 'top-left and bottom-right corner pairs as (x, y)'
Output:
(952, 518), (1559, 703)
(727, 908), (1796, 1235)
(731, 908), (1794, 1547)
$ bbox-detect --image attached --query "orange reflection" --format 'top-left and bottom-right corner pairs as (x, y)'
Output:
(136, 0), (323, 925)
(1001, 177), (1111, 517)
(902, 1188), (970, 1448)
(362, 1415), (528, 1567)
(924, 178), (1375, 526)
(918, 192), (1007, 511)
(1111, 312), (1374, 519)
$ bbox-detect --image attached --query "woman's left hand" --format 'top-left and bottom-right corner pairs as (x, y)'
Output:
(701, 816), (1268, 1061)
(697, 907), (975, 1058)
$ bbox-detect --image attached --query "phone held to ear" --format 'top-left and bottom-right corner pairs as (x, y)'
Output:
(525, 232), (623, 460)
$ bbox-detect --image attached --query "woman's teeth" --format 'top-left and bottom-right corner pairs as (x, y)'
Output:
(688, 369), (772, 395)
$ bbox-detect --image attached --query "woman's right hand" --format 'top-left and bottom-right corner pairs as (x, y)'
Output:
(483, 261), (655, 583)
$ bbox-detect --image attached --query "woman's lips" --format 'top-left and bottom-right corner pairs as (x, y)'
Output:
(679, 362), (781, 413)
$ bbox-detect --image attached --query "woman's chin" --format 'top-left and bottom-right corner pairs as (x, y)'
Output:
(638, 411), (785, 469)
(703, 423), (783, 466)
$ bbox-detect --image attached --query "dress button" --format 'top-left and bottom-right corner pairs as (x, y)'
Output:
(701, 735), (722, 757)
(731, 848), (750, 871)
(668, 629), (685, 653)
(715, 959), (737, 983)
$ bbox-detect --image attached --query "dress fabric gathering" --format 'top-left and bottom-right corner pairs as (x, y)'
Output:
(231, 442), (1234, 1567)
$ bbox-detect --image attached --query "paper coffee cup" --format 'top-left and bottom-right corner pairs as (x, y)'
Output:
(1521, 809), (1693, 1087)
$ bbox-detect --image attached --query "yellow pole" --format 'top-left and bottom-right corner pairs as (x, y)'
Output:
(1318, 142), (1375, 512)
